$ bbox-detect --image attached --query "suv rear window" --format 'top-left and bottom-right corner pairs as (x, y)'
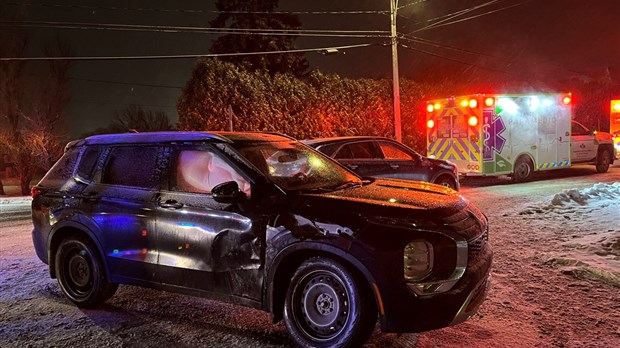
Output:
(38, 148), (80, 188)
(101, 146), (161, 189)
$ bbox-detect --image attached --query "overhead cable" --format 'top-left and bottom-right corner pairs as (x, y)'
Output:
(1, 2), (387, 15)
(0, 20), (390, 38)
(0, 43), (378, 61)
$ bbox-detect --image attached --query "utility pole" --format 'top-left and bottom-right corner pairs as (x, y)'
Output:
(390, 0), (402, 142)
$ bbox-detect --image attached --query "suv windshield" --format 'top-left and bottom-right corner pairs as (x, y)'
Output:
(229, 140), (360, 192)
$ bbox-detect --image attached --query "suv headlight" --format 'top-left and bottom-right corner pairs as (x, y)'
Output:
(404, 240), (433, 281)
(406, 238), (468, 296)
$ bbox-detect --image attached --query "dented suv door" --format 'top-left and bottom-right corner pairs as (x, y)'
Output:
(154, 145), (263, 301)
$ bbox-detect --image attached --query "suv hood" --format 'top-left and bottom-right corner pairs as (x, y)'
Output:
(298, 178), (467, 227)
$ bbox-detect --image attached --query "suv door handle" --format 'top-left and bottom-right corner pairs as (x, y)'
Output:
(159, 199), (183, 209)
(389, 164), (400, 169)
(347, 164), (358, 170)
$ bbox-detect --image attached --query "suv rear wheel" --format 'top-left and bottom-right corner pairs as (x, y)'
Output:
(55, 236), (118, 307)
(283, 257), (376, 348)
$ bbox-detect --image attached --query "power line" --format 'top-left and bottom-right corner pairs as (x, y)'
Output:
(399, 34), (495, 58)
(398, 0), (429, 11)
(409, 0), (501, 34)
(410, 0), (535, 34)
(398, 42), (519, 76)
(2, 2), (388, 15)
(0, 20), (390, 38)
(418, 0), (536, 32)
(0, 43), (378, 61)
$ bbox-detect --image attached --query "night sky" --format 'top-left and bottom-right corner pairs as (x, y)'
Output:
(2, 0), (619, 138)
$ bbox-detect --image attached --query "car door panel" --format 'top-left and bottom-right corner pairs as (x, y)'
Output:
(155, 146), (262, 300)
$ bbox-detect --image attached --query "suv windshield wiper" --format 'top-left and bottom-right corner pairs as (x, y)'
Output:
(333, 180), (364, 191)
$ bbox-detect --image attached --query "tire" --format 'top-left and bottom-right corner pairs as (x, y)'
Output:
(435, 176), (457, 190)
(283, 257), (376, 348)
(596, 149), (611, 173)
(55, 236), (118, 308)
(512, 156), (534, 182)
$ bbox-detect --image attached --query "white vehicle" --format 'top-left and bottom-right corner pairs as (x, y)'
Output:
(425, 93), (615, 182)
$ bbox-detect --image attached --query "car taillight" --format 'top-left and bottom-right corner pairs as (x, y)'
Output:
(31, 186), (42, 198)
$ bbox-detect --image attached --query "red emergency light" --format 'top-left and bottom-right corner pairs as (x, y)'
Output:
(468, 116), (478, 127)
(427, 119), (435, 129)
(562, 95), (572, 105)
(426, 104), (434, 113)
(484, 97), (494, 107)
(469, 99), (478, 108)
(612, 100), (620, 112)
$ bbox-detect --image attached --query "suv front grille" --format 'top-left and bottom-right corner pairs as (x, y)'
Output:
(467, 232), (487, 260)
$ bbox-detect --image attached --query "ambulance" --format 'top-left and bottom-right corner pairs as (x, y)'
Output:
(611, 99), (620, 159)
(425, 93), (615, 182)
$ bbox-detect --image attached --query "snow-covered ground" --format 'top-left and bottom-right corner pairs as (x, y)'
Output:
(518, 182), (620, 287)
(1, 166), (619, 347)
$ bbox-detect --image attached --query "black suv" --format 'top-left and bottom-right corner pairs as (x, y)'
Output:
(303, 136), (460, 190)
(32, 132), (491, 347)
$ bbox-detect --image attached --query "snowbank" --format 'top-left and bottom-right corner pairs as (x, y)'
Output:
(518, 182), (620, 287)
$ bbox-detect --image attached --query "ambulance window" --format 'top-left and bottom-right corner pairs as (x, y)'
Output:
(436, 115), (451, 139)
(452, 114), (468, 138)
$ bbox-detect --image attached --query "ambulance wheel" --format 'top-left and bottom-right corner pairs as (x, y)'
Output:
(595, 149), (611, 173)
(513, 156), (533, 182)
(435, 176), (457, 190)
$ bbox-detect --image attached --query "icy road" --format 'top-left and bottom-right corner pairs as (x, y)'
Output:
(1, 164), (619, 347)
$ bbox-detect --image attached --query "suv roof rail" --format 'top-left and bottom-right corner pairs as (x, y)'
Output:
(83, 131), (230, 145)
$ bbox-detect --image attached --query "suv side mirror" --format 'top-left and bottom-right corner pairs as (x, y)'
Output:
(212, 181), (246, 204)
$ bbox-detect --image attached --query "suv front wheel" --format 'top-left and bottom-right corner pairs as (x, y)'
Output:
(55, 236), (118, 307)
(283, 257), (376, 348)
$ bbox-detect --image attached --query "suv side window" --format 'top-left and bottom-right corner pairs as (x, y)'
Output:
(76, 146), (102, 181)
(38, 148), (81, 188)
(379, 142), (413, 160)
(335, 141), (378, 159)
(315, 143), (341, 157)
(173, 149), (251, 195)
(101, 146), (161, 189)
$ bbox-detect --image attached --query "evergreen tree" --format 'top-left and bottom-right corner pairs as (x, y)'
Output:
(209, 0), (309, 77)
